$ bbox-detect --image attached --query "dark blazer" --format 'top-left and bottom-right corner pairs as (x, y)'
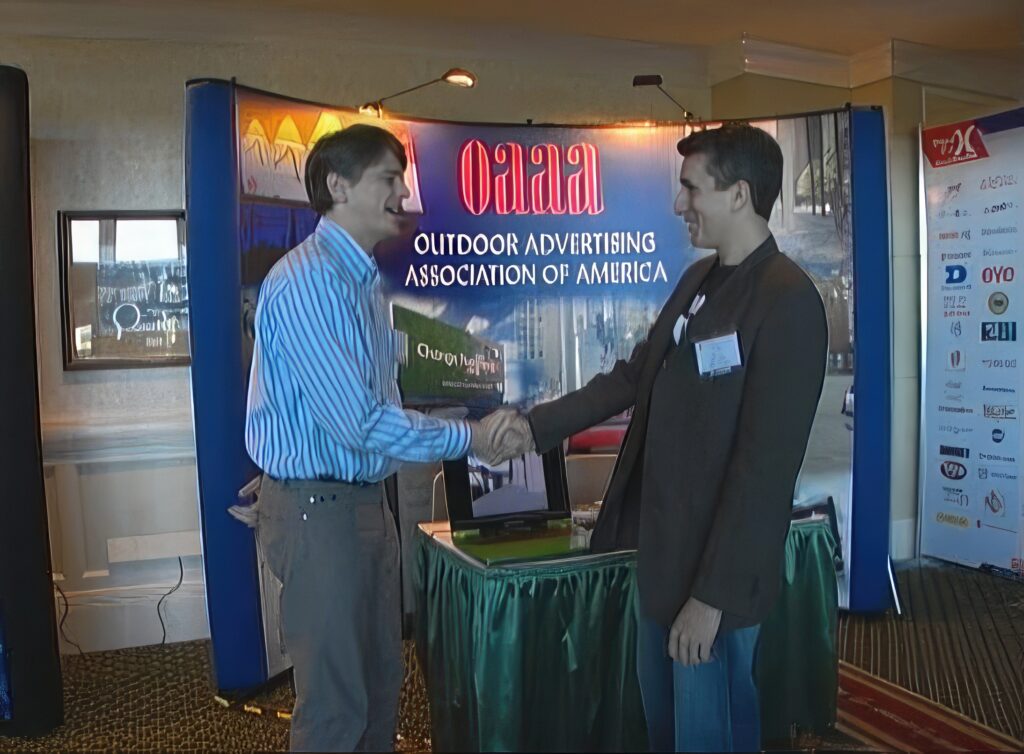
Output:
(529, 235), (827, 630)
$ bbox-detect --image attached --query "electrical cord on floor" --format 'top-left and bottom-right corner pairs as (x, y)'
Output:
(53, 581), (85, 657)
(157, 556), (184, 645)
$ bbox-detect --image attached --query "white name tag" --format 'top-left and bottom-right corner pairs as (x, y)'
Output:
(694, 332), (742, 377)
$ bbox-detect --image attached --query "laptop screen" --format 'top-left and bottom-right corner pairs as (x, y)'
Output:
(442, 445), (570, 531)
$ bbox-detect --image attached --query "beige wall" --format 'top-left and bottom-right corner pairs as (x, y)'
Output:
(711, 73), (850, 120)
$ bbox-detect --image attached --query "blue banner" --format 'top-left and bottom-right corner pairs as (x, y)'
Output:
(238, 91), (699, 403)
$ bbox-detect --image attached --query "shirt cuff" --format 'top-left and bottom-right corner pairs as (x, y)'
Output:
(451, 419), (473, 458)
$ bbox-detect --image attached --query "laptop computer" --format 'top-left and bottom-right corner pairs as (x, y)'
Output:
(442, 445), (587, 564)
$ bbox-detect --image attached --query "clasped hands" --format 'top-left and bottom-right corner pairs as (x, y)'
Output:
(470, 409), (535, 466)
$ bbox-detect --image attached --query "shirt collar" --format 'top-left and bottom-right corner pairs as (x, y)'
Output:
(315, 216), (379, 284)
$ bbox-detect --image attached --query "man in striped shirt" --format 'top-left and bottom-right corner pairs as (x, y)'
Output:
(245, 125), (499, 752)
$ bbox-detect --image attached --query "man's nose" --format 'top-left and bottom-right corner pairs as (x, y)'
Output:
(674, 190), (686, 216)
(399, 180), (411, 200)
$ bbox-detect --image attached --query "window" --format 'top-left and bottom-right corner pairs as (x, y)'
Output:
(57, 211), (188, 369)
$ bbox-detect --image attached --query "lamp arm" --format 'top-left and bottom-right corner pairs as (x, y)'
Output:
(656, 85), (696, 120)
(378, 78), (444, 105)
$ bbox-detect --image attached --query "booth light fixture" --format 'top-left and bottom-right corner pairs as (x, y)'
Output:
(632, 74), (698, 122)
(360, 68), (477, 118)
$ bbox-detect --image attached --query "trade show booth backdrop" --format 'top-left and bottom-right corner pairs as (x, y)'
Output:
(185, 80), (891, 692)
(921, 106), (1024, 575)
(0, 65), (63, 736)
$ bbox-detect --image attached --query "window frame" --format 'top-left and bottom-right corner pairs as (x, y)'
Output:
(57, 209), (189, 371)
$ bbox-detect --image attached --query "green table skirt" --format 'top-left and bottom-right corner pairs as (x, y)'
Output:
(414, 520), (838, 751)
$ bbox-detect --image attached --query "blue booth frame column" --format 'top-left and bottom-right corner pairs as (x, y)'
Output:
(186, 79), (268, 691)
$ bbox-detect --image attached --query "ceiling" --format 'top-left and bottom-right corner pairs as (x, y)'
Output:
(1, 0), (1021, 56)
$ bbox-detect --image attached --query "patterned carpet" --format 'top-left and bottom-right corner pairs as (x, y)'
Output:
(836, 659), (1023, 751)
(838, 558), (1024, 742)
(0, 637), (862, 752)
(0, 642), (430, 753)
(3, 557), (1018, 751)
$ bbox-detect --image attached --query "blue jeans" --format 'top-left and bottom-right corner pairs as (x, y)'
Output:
(637, 614), (761, 752)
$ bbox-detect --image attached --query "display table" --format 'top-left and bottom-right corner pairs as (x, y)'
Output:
(413, 519), (838, 752)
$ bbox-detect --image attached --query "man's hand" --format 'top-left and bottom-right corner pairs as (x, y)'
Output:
(667, 597), (722, 666)
(488, 409), (535, 463)
(470, 409), (535, 465)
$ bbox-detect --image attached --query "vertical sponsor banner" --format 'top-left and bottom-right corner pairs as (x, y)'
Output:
(921, 108), (1024, 575)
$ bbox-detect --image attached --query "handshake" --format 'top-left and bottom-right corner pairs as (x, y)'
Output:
(469, 409), (536, 466)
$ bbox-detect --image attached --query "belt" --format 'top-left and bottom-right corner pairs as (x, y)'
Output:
(265, 474), (375, 489)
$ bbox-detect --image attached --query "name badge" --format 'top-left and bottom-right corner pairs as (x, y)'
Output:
(694, 332), (743, 378)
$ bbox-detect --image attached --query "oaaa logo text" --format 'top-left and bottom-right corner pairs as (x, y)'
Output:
(458, 140), (604, 216)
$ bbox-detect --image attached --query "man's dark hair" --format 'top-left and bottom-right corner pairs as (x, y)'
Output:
(304, 124), (407, 214)
(677, 124), (783, 221)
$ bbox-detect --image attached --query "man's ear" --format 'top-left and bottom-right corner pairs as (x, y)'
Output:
(731, 180), (752, 213)
(326, 171), (348, 205)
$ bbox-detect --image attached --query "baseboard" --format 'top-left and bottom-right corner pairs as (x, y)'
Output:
(889, 517), (917, 561)
(54, 580), (210, 654)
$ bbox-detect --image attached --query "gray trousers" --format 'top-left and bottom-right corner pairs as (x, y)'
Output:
(258, 476), (403, 752)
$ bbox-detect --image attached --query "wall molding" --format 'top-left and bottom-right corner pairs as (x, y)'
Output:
(710, 35), (1023, 100)
(41, 416), (195, 464)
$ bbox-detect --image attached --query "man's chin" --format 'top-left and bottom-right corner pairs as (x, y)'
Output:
(385, 214), (417, 240)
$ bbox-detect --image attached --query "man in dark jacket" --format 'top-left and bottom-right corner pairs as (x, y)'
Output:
(492, 124), (827, 752)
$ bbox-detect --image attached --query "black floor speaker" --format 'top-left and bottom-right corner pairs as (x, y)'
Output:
(0, 64), (63, 737)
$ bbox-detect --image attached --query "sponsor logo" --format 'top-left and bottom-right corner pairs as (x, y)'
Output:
(982, 358), (1017, 369)
(983, 405), (1017, 420)
(940, 460), (967, 480)
(938, 405), (973, 414)
(924, 124), (988, 168)
(943, 294), (969, 311)
(982, 265), (1015, 284)
(938, 424), (973, 435)
(983, 201), (1015, 215)
(979, 452), (1016, 463)
(981, 226), (1017, 236)
(945, 380), (962, 390)
(950, 320), (963, 336)
(979, 466), (1018, 481)
(943, 392), (963, 402)
(942, 486), (969, 507)
(984, 489), (1006, 517)
(981, 321), (1017, 341)
(936, 512), (970, 528)
(939, 445), (970, 458)
(983, 248), (1017, 257)
(993, 428), (1005, 443)
(947, 350), (965, 370)
(945, 265), (968, 284)
(982, 385), (1016, 394)
(988, 291), (1009, 315)
(941, 251), (972, 261)
(980, 174), (1018, 190)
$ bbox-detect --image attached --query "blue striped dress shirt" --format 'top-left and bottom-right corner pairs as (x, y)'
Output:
(245, 217), (472, 483)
